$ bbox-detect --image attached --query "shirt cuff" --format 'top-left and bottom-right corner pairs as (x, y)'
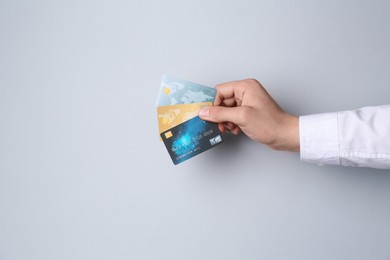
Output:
(299, 112), (340, 166)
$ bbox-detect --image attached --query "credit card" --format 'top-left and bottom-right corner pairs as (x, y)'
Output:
(157, 102), (212, 139)
(160, 116), (223, 165)
(155, 75), (216, 107)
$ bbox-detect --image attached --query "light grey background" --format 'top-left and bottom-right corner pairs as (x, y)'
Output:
(1, 0), (390, 259)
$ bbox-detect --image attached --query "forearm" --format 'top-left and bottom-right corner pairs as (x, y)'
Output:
(299, 105), (390, 169)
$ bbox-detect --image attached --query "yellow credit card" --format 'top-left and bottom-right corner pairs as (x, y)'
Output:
(157, 102), (212, 139)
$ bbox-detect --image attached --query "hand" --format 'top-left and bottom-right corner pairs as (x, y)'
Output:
(198, 79), (300, 152)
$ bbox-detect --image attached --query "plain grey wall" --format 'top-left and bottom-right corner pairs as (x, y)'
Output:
(1, 0), (390, 259)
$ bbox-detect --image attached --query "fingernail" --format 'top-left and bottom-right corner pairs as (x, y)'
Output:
(198, 107), (210, 118)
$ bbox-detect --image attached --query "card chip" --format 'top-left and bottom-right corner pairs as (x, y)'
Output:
(164, 131), (173, 139)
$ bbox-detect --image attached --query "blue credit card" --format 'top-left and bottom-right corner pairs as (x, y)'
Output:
(160, 116), (223, 165)
(155, 75), (216, 107)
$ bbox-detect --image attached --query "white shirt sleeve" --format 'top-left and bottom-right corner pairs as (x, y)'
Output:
(299, 105), (390, 169)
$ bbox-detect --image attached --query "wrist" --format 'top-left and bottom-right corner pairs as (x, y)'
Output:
(269, 113), (300, 152)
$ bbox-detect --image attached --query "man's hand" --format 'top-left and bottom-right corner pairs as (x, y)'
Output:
(198, 79), (299, 152)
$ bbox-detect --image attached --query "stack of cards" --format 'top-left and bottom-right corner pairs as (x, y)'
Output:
(156, 75), (224, 165)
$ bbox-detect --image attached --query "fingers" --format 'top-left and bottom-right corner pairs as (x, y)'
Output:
(224, 122), (240, 135)
(221, 97), (236, 107)
(231, 126), (240, 135)
(203, 79), (259, 135)
(217, 122), (240, 135)
(199, 105), (246, 126)
(224, 121), (235, 130)
(214, 81), (245, 106)
(218, 123), (225, 133)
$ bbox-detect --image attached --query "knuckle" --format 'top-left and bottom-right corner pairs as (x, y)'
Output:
(245, 78), (260, 86)
(239, 78), (263, 91)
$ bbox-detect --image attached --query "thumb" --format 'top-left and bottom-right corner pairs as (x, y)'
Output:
(198, 105), (244, 125)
